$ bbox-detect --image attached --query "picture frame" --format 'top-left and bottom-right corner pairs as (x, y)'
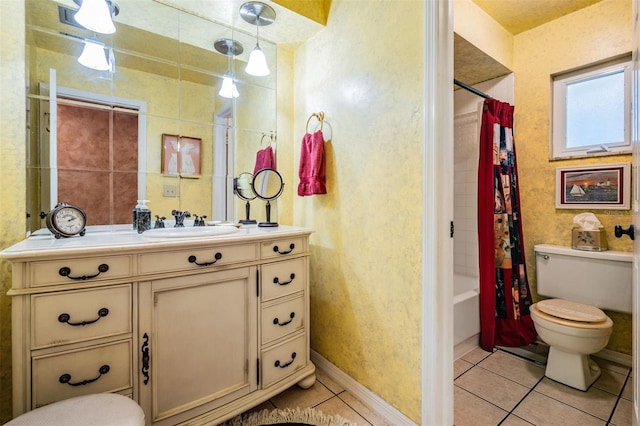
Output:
(161, 134), (201, 177)
(555, 163), (630, 209)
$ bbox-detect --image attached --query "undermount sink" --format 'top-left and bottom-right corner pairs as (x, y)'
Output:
(141, 226), (240, 238)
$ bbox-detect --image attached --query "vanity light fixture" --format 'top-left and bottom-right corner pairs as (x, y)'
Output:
(214, 38), (243, 99)
(78, 36), (110, 71)
(73, 0), (119, 35)
(240, 2), (275, 77)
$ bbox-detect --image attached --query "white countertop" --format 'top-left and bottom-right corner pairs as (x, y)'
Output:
(0, 224), (314, 260)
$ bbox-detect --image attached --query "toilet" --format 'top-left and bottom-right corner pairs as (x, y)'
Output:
(5, 393), (145, 425)
(532, 244), (632, 391)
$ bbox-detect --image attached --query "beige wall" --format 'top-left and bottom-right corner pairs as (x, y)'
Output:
(293, 0), (424, 421)
(514, 0), (633, 354)
(0, 1), (26, 423)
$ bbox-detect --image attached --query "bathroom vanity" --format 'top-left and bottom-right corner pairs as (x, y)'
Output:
(2, 225), (315, 425)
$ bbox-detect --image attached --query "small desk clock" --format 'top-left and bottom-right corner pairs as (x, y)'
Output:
(45, 202), (87, 238)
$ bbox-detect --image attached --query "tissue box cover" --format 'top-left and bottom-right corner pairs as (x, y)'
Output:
(572, 228), (608, 251)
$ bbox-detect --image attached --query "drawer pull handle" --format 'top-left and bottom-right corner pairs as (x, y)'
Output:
(274, 352), (297, 369)
(59, 365), (110, 387)
(141, 333), (150, 385)
(273, 312), (295, 326)
(58, 308), (109, 326)
(273, 243), (295, 255)
(59, 264), (109, 280)
(188, 252), (222, 266)
(273, 273), (295, 286)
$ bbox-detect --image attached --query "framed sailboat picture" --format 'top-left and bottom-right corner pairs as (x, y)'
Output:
(555, 163), (631, 209)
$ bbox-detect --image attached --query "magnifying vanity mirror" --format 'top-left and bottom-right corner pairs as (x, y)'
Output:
(251, 168), (284, 227)
(233, 172), (257, 224)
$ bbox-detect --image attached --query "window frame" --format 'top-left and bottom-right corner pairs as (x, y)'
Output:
(551, 56), (632, 160)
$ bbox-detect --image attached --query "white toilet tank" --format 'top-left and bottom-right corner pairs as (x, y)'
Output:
(534, 244), (632, 313)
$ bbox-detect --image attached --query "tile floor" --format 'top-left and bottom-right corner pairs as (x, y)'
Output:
(246, 345), (633, 425)
(455, 346), (633, 426)
(245, 367), (390, 425)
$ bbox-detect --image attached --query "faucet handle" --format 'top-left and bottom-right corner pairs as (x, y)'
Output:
(154, 215), (166, 229)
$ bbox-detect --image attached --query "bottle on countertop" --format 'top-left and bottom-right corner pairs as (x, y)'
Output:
(133, 200), (151, 233)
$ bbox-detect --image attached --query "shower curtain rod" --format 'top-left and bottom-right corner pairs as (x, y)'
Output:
(453, 79), (491, 99)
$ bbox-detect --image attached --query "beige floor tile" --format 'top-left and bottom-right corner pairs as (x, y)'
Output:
(513, 391), (605, 426)
(591, 356), (631, 375)
(621, 376), (633, 401)
(454, 385), (508, 426)
(461, 347), (493, 365)
(455, 366), (529, 411)
(478, 351), (545, 388)
(610, 397), (633, 426)
(534, 377), (617, 421)
(500, 414), (535, 425)
(315, 368), (345, 395)
(338, 391), (390, 426)
(315, 396), (370, 425)
(454, 358), (474, 379)
(270, 380), (334, 410)
(591, 368), (628, 396)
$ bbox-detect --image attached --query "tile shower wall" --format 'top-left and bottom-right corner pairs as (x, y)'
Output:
(453, 111), (480, 278)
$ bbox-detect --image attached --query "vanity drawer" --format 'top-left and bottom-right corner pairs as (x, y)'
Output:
(31, 285), (132, 349)
(261, 258), (306, 302)
(32, 340), (132, 408)
(30, 255), (132, 287)
(261, 334), (307, 388)
(139, 243), (258, 275)
(262, 295), (305, 345)
(260, 237), (305, 260)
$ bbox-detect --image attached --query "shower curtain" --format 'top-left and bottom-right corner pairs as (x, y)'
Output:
(477, 98), (537, 352)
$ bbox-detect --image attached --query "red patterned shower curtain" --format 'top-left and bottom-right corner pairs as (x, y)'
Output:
(477, 99), (537, 352)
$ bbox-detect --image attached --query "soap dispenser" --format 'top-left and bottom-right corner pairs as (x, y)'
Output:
(133, 200), (151, 233)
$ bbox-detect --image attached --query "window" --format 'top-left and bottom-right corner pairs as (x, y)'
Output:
(551, 56), (631, 159)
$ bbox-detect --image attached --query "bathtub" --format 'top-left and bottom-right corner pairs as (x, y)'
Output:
(454, 274), (480, 351)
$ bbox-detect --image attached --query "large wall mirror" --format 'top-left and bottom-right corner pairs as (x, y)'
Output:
(25, 0), (276, 233)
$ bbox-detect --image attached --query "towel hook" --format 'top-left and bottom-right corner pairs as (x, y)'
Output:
(260, 133), (270, 147)
(305, 112), (324, 133)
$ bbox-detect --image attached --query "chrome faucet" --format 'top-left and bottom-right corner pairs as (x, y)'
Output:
(193, 215), (207, 227)
(154, 215), (166, 229)
(171, 210), (191, 227)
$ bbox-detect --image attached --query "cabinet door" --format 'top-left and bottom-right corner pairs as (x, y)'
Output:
(138, 267), (258, 424)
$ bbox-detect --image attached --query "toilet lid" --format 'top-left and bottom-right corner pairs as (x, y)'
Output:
(536, 299), (607, 323)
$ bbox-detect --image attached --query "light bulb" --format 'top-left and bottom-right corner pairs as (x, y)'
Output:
(75, 0), (116, 34)
(245, 44), (270, 76)
(78, 38), (110, 71)
(219, 74), (239, 98)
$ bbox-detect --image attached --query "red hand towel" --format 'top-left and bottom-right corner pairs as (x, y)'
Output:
(298, 130), (326, 196)
(253, 146), (276, 175)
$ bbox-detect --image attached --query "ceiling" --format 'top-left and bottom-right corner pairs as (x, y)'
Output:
(472, 0), (603, 35)
(455, 0), (605, 87)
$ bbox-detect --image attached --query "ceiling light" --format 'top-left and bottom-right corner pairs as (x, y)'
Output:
(74, 0), (119, 34)
(240, 2), (275, 77)
(219, 73), (240, 99)
(214, 38), (243, 99)
(78, 37), (110, 71)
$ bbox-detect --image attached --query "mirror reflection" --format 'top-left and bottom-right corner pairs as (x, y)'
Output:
(233, 172), (257, 224)
(252, 168), (284, 227)
(25, 0), (277, 233)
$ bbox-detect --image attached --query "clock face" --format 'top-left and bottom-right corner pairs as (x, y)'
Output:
(47, 203), (87, 238)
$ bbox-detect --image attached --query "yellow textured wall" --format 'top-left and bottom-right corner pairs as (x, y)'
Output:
(0, 1), (26, 423)
(293, 0), (423, 421)
(514, 0), (633, 354)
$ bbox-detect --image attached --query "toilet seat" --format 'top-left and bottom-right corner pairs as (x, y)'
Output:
(531, 299), (612, 330)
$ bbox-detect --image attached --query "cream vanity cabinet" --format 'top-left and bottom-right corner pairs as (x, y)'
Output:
(3, 226), (315, 425)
